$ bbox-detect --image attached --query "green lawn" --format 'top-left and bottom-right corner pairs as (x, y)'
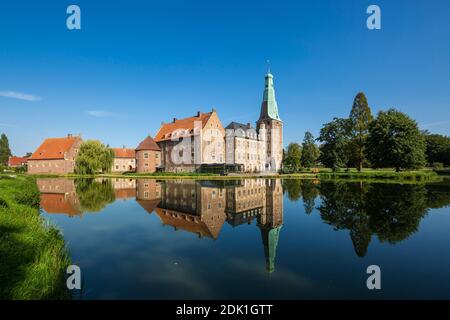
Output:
(0, 175), (70, 299)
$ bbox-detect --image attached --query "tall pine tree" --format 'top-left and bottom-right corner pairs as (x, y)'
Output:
(0, 133), (12, 166)
(349, 92), (372, 171)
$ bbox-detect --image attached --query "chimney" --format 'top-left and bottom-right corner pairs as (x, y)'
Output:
(197, 111), (201, 117)
(67, 133), (72, 137)
(173, 118), (177, 123)
(247, 123), (251, 128)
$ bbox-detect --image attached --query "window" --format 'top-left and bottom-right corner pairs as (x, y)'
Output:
(144, 153), (149, 159)
(116, 165), (119, 169)
(155, 153), (159, 159)
(144, 163), (149, 167)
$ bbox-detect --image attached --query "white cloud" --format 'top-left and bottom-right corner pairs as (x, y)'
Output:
(421, 120), (450, 128)
(0, 91), (42, 101)
(0, 123), (16, 128)
(87, 110), (122, 118)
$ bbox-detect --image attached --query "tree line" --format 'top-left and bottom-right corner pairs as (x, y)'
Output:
(283, 92), (450, 172)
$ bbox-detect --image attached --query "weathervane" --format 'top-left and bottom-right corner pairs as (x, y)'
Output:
(266, 59), (271, 74)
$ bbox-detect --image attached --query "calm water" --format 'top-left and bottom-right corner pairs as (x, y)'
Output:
(38, 177), (450, 299)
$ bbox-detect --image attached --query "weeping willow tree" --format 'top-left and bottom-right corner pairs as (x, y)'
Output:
(75, 140), (114, 175)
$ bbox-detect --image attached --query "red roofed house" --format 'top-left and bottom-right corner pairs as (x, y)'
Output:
(154, 109), (225, 172)
(27, 134), (82, 174)
(135, 135), (161, 173)
(112, 147), (136, 172)
(8, 156), (28, 168)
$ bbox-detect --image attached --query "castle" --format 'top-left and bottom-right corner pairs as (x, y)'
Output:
(28, 72), (283, 174)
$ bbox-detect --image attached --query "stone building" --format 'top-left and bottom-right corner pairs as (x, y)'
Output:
(224, 72), (283, 173)
(135, 135), (161, 173)
(28, 135), (82, 174)
(112, 148), (136, 172)
(154, 109), (225, 173)
(225, 122), (266, 173)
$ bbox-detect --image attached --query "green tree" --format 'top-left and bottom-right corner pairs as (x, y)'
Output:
(424, 132), (450, 167)
(283, 142), (302, 172)
(349, 92), (373, 171)
(75, 140), (114, 175)
(318, 118), (351, 171)
(0, 133), (12, 166)
(301, 131), (320, 168)
(366, 109), (426, 171)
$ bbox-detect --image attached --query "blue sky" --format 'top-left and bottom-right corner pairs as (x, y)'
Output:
(1, 0), (449, 155)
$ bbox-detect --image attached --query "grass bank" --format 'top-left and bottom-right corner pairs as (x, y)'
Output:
(0, 174), (70, 299)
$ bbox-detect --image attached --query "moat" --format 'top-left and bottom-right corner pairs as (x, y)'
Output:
(38, 177), (450, 299)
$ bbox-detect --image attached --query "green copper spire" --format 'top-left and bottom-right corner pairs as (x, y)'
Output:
(260, 73), (281, 121)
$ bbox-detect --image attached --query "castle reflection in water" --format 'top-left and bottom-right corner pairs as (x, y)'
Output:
(37, 178), (283, 273)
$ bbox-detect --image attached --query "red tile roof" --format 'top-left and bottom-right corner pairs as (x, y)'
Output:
(8, 156), (28, 166)
(154, 112), (213, 142)
(136, 136), (160, 151)
(112, 148), (135, 158)
(29, 136), (81, 160)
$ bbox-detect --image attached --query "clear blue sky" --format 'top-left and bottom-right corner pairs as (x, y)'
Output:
(1, 0), (449, 155)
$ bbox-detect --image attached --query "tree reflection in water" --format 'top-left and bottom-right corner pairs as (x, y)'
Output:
(283, 179), (450, 257)
(75, 179), (116, 212)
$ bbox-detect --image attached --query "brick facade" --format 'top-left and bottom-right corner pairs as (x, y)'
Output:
(28, 136), (82, 174)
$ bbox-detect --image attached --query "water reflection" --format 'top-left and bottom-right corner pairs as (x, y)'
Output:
(37, 177), (450, 272)
(282, 179), (450, 257)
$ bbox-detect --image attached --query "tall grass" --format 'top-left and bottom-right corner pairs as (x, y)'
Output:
(0, 175), (70, 299)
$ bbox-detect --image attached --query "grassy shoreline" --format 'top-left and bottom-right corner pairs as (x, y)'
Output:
(0, 175), (70, 299)
(21, 168), (440, 182)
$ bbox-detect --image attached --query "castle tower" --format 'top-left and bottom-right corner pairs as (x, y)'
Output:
(257, 72), (283, 172)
